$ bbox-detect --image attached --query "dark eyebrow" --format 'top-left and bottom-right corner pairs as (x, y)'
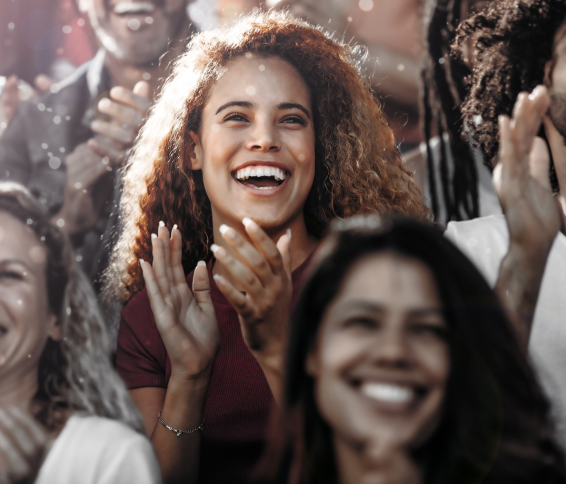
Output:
(278, 102), (311, 119)
(215, 101), (255, 115)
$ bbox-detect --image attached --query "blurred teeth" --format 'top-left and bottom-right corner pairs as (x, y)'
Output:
(361, 383), (413, 404)
(113, 2), (155, 14)
(235, 166), (287, 181)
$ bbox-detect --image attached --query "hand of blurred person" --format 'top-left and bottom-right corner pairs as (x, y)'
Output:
(212, 218), (293, 404)
(141, 224), (220, 384)
(91, 81), (151, 152)
(0, 408), (48, 484)
(55, 81), (151, 235)
(494, 85), (561, 349)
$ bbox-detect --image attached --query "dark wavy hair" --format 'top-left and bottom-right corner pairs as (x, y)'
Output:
(455, 0), (566, 191)
(104, 10), (430, 305)
(0, 182), (143, 432)
(281, 215), (566, 484)
(421, 0), (481, 223)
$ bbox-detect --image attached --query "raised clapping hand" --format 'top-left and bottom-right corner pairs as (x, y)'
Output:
(0, 408), (48, 484)
(140, 223), (220, 382)
(494, 85), (561, 348)
(56, 81), (151, 235)
(211, 218), (292, 403)
(494, 85), (561, 253)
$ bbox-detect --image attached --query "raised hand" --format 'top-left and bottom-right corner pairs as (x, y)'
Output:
(494, 85), (561, 349)
(0, 408), (48, 484)
(494, 85), (561, 252)
(140, 223), (219, 382)
(211, 218), (292, 402)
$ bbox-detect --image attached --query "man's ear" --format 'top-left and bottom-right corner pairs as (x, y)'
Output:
(544, 59), (553, 88)
(47, 313), (62, 342)
(187, 131), (203, 170)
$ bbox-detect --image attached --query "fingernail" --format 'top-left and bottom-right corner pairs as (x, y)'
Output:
(91, 120), (100, 130)
(286, 228), (292, 239)
(139, 259), (144, 264)
(98, 98), (111, 109)
(197, 260), (206, 267)
(213, 274), (221, 282)
(172, 224), (178, 231)
(151, 233), (157, 239)
(219, 224), (230, 235)
(242, 217), (253, 228)
(210, 243), (220, 253)
(159, 221), (165, 227)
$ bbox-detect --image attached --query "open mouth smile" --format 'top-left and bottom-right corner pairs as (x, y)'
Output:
(232, 165), (289, 192)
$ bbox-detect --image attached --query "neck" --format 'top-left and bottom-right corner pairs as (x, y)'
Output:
(334, 435), (422, 484)
(0, 367), (38, 410)
(103, 21), (191, 97)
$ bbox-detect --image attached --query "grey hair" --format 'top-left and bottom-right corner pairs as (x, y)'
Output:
(0, 182), (143, 432)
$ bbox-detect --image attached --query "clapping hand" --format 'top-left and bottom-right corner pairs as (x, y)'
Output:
(211, 218), (292, 402)
(494, 85), (561, 257)
(140, 223), (220, 383)
(0, 408), (48, 484)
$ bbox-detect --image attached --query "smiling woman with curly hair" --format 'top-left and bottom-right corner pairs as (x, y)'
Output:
(104, 10), (430, 483)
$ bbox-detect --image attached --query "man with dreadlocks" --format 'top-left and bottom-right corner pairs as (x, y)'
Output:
(404, 0), (502, 224)
(445, 0), (566, 447)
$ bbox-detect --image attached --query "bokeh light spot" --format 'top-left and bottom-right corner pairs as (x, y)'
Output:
(359, 0), (373, 12)
(245, 86), (256, 96)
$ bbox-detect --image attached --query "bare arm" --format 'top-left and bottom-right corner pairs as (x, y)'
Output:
(139, 224), (220, 484)
(493, 86), (561, 351)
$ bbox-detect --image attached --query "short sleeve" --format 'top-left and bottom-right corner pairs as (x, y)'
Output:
(116, 289), (168, 389)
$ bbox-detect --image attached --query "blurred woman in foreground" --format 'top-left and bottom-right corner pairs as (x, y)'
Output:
(0, 183), (161, 484)
(282, 215), (566, 484)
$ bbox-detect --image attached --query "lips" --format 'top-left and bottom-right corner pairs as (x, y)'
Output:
(231, 162), (290, 193)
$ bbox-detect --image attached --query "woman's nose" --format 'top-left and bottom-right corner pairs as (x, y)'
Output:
(372, 327), (413, 369)
(246, 119), (281, 152)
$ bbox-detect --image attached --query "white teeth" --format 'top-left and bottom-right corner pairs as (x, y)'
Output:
(234, 166), (287, 181)
(361, 383), (413, 404)
(113, 2), (155, 14)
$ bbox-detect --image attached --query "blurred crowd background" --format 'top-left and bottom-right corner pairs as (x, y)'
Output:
(0, 0), (423, 150)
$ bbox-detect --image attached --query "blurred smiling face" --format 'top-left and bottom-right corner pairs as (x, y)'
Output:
(78, 0), (189, 64)
(191, 55), (316, 232)
(0, 212), (59, 379)
(308, 252), (449, 454)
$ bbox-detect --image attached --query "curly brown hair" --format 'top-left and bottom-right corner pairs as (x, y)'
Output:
(454, 0), (566, 186)
(106, 11), (430, 304)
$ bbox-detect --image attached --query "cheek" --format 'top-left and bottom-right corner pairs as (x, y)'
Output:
(414, 341), (450, 386)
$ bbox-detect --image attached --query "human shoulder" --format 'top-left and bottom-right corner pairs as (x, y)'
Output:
(444, 215), (509, 287)
(37, 415), (162, 484)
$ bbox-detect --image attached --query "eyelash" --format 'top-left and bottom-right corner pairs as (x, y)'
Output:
(223, 113), (306, 125)
(0, 270), (24, 281)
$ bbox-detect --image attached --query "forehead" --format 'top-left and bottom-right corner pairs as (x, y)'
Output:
(205, 55), (311, 108)
(334, 252), (441, 310)
(0, 211), (46, 269)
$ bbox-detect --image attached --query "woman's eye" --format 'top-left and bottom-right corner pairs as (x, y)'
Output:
(0, 270), (24, 281)
(281, 115), (305, 125)
(343, 317), (378, 330)
(410, 323), (449, 340)
(224, 113), (248, 122)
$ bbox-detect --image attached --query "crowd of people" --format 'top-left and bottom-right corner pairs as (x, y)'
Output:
(0, 0), (565, 483)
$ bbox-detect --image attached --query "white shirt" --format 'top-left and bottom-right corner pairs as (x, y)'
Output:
(35, 415), (162, 484)
(445, 215), (566, 448)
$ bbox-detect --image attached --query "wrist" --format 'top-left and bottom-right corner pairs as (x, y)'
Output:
(506, 240), (552, 266)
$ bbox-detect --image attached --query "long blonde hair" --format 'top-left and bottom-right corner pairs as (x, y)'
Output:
(107, 10), (430, 304)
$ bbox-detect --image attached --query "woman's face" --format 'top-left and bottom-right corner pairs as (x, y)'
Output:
(308, 252), (449, 453)
(0, 212), (59, 378)
(190, 55), (316, 231)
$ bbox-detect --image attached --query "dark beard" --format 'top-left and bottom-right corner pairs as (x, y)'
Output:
(549, 92), (566, 146)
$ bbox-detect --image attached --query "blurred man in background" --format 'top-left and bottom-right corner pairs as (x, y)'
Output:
(0, 0), (195, 292)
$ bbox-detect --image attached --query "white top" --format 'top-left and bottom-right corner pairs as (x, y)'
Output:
(35, 415), (162, 484)
(445, 215), (566, 448)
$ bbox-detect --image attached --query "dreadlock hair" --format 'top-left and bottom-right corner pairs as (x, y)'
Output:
(455, 0), (566, 192)
(421, 0), (480, 223)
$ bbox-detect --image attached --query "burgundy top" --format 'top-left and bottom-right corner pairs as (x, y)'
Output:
(116, 253), (314, 483)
